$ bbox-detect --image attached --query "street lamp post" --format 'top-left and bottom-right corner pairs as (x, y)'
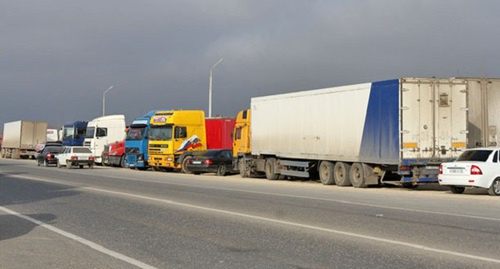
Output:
(208, 57), (223, 118)
(102, 85), (114, 116)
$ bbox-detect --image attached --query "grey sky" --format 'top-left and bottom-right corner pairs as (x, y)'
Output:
(1, 0), (499, 129)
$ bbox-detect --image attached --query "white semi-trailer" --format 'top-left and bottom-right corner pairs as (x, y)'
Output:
(234, 77), (469, 187)
(2, 120), (48, 159)
(464, 77), (500, 148)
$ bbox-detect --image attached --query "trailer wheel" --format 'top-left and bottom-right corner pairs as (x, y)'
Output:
(334, 162), (352, 186)
(265, 158), (279, 180)
(488, 178), (500, 196)
(350, 163), (367, 188)
(181, 156), (192, 174)
(450, 186), (465, 194)
(319, 161), (335, 185)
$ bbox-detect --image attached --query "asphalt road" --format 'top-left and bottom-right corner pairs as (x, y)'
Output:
(1, 158), (499, 269)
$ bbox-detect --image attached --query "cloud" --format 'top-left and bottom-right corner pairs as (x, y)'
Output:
(1, 0), (500, 128)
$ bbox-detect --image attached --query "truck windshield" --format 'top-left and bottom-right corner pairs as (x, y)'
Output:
(63, 127), (75, 139)
(126, 127), (146, 141)
(149, 125), (172, 141)
(85, 127), (95, 138)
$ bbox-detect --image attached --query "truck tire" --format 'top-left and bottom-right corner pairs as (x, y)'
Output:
(265, 158), (279, 180)
(120, 156), (126, 168)
(334, 162), (352, 186)
(239, 159), (249, 178)
(319, 161), (335, 185)
(350, 163), (367, 188)
(487, 178), (500, 196)
(181, 156), (192, 174)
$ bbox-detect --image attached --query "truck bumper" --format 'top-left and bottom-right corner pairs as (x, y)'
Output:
(149, 155), (178, 168)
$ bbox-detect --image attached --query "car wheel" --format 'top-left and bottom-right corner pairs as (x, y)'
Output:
(216, 165), (227, 176)
(79, 165), (84, 169)
(402, 183), (418, 189)
(181, 156), (193, 174)
(488, 178), (500, 196)
(449, 186), (465, 194)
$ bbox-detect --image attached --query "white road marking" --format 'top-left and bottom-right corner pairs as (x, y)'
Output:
(68, 170), (500, 222)
(2, 172), (500, 264)
(0, 206), (157, 269)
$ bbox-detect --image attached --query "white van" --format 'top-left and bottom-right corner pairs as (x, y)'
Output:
(84, 115), (126, 164)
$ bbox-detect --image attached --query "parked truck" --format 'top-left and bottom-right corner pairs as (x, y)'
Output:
(148, 110), (208, 172)
(233, 78), (468, 187)
(2, 120), (48, 159)
(84, 115), (126, 164)
(102, 140), (126, 167)
(125, 110), (162, 170)
(62, 121), (88, 146)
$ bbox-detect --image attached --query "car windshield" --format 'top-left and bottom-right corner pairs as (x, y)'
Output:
(456, 150), (493, 162)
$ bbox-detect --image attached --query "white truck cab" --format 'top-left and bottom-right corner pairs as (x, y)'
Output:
(84, 115), (126, 164)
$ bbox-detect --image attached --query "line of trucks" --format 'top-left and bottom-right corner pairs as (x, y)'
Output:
(2, 77), (500, 188)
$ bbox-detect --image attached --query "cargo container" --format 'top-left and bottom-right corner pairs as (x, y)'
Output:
(205, 118), (236, 150)
(2, 120), (48, 159)
(234, 78), (468, 187)
(463, 78), (500, 148)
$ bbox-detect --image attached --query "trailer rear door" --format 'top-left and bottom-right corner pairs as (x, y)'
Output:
(401, 78), (467, 161)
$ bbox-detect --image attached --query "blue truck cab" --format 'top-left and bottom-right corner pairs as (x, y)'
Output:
(125, 111), (162, 169)
(62, 121), (88, 146)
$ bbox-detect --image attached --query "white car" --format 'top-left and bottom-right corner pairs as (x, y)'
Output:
(438, 147), (500, 196)
(57, 146), (95, 169)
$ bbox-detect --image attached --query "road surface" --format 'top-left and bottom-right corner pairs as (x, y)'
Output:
(1, 158), (499, 268)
